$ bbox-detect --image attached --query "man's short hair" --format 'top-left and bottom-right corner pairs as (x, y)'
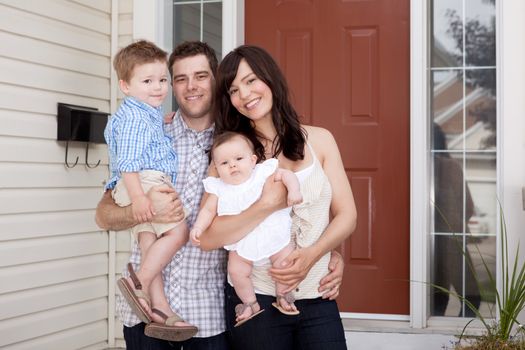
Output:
(168, 41), (218, 79)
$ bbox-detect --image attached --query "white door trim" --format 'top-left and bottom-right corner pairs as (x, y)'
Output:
(499, 0), (525, 322)
(223, 0), (244, 54)
(409, 0), (429, 329)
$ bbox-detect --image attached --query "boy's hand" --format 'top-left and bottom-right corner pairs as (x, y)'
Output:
(190, 227), (202, 246)
(131, 194), (154, 223)
(164, 111), (176, 124)
(287, 191), (303, 206)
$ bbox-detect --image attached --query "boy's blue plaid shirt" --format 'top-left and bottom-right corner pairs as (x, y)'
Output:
(104, 97), (178, 190)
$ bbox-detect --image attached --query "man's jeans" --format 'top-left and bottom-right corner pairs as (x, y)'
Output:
(123, 322), (231, 350)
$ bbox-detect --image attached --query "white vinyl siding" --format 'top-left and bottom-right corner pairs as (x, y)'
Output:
(0, 0), (126, 348)
(113, 0), (134, 348)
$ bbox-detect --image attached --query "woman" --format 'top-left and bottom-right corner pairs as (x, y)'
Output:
(199, 45), (357, 349)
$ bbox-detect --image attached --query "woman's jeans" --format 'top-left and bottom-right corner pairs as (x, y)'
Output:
(225, 283), (347, 350)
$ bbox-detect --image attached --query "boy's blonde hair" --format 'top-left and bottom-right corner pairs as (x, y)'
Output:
(113, 40), (168, 82)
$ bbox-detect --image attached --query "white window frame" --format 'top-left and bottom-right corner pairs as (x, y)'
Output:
(132, 0), (243, 57)
(499, 0), (525, 322)
(412, 0), (525, 329)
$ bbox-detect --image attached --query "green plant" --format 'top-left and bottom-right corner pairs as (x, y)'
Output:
(435, 205), (525, 349)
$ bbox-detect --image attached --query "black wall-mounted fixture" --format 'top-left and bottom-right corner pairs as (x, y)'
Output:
(57, 103), (109, 168)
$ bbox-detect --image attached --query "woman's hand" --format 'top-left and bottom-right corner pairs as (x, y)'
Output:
(147, 185), (185, 224)
(318, 250), (344, 300)
(269, 246), (319, 294)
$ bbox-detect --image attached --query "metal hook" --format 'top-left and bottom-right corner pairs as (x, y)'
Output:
(85, 142), (101, 168)
(65, 141), (79, 168)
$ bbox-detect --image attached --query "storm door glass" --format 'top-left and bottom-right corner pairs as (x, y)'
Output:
(170, 0), (222, 109)
(429, 0), (497, 318)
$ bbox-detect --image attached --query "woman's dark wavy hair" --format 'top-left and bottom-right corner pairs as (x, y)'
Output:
(213, 45), (306, 161)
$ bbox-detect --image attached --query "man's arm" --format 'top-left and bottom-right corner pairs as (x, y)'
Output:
(95, 184), (185, 231)
(95, 191), (136, 231)
(318, 250), (344, 300)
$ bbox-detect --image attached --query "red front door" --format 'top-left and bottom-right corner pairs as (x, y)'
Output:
(245, 0), (410, 314)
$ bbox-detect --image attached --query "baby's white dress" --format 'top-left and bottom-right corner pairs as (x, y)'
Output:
(202, 158), (292, 262)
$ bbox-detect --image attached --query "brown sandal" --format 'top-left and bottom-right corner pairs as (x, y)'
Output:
(117, 263), (152, 324)
(144, 308), (198, 341)
(234, 300), (265, 327)
(272, 292), (300, 315)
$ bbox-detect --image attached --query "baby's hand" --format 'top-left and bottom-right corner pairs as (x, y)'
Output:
(132, 195), (154, 223)
(190, 227), (202, 246)
(287, 191), (303, 206)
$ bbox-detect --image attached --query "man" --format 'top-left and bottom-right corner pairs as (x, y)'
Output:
(96, 41), (344, 349)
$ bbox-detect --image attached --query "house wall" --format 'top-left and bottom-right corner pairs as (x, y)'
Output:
(0, 0), (131, 348)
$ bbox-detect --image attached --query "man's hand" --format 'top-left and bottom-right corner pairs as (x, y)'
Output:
(318, 250), (344, 300)
(147, 184), (185, 224)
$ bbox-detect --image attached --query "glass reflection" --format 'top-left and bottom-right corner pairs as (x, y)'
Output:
(431, 125), (483, 317)
(431, 235), (481, 317)
(431, 0), (463, 67)
(430, 0), (497, 320)
(465, 0), (496, 67)
(173, 4), (201, 44)
(465, 152), (497, 234)
(432, 148), (466, 235)
(466, 235), (496, 318)
(432, 70), (464, 150)
(465, 69), (496, 150)
(203, 2), (222, 60)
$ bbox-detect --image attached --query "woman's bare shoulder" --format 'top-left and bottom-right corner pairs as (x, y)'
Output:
(302, 125), (336, 147)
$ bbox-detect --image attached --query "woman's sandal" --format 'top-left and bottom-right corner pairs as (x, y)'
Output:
(144, 308), (198, 341)
(234, 300), (265, 327)
(272, 292), (300, 316)
(116, 263), (152, 323)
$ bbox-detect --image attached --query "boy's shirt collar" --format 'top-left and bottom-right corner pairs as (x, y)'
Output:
(124, 96), (163, 115)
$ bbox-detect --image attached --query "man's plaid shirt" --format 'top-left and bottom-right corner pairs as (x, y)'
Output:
(116, 111), (227, 337)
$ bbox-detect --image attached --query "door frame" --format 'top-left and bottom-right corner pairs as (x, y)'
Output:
(134, 0), (525, 328)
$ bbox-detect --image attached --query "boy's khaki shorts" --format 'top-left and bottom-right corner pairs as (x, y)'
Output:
(111, 170), (186, 238)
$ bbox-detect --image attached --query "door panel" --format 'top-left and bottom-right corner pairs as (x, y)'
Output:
(246, 0), (410, 314)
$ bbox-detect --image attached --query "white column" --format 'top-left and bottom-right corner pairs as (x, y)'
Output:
(410, 0), (429, 329)
(499, 0), (525, 323)
(133, 0), (163, 43)
(222, 0), (244, 55)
